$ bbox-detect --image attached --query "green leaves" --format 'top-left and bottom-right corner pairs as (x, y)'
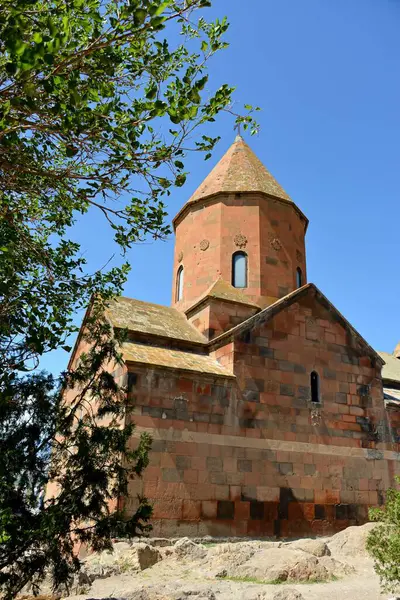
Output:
(0, 0), (259, 595)
(367, 476), (400, 593)
(134, 8), (147, 25)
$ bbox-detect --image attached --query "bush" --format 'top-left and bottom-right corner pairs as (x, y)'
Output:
(367, 476), (400, 593)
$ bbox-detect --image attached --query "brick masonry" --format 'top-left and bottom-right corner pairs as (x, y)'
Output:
(125, 293), (399, 538)
(172, 192), (307, 311)
(68, 136), (399, 539)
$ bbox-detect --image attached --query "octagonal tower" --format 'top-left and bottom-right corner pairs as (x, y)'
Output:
(172, 136), (308, 315)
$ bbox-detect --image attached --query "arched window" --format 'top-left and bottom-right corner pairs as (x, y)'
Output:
(296, 267), (303, 288)
(311, 371), (320, 403)
(232, 251), (247, 288)
(176, 266), (184, 301)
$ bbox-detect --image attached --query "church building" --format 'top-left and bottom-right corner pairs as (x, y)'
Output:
(71, 135), (400, 538)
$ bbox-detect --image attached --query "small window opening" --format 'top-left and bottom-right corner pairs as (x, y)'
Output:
(232, 251), (247, 288)
(311, 371), (320, 403)
(176, 266), (184, 301)
(296, 267), (303, 288)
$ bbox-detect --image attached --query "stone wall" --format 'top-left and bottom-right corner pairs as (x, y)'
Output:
(187, 298), (258, 340)
(172, 192), (307, 311)
(125, 293), (400, 538)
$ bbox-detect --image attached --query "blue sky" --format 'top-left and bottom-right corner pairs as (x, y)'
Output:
(43, 0), (400, 374)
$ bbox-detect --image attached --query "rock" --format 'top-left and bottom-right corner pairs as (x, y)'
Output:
(328, 522), (377, 558)
(287, 555), (328, 581)
(289, 539), (330, 557)
(135, 543), (161, 570)
(273, 589), (305, 600)
(207, 544), (352, 584)
(173, 590), (216, 600)
(318, 556), (354, 578)
(215, 569), (227, 578)
(82, 542), (161, 582)
(174, 538), (207, 560)
(128, 590), (153, 600)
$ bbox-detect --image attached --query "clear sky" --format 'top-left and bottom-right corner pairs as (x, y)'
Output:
(43, 0), (400, 375)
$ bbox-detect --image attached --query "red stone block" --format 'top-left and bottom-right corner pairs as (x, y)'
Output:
(235, 501), (250, 520)
(182, 500), (201, 520)
(183, 470), (198, 484)
(288, 502), (304, 520)
(153, 499), (183, 520)
(201, 500), (217, 518)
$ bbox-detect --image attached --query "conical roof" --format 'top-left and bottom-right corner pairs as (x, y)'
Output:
(189, 135), (292, 203)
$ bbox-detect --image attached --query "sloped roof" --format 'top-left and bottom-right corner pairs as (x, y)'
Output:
(122, 341), (233, 378)
(186, 278), (260, 315)
(106, 297), (206, 344)
(173, 136), (303, 229)
(188, 136), (292, 204)
(384, 387), (400, 409)
(378, 351), (400, 384)
(209, 283), (384, 364)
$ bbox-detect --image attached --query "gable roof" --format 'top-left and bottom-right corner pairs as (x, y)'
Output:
(185, 278), (260, 316)
(106, 296), (206, 345)
(122, 341), (233, 378)
(378, 351), (400, 384)
(209, 283), (384, 365)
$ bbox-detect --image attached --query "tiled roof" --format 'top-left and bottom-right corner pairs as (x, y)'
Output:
(106, 297), (206, 344)
(378, 351), (400, 384)
(187, 278), (260, 314)
(187, 136), (292, 205)
(121, 341), (234, 377)
(384, 387), (400, 409)
(210, 283), (384, 364)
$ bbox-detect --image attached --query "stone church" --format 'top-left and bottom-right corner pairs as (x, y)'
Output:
(70, 135), (400, 538)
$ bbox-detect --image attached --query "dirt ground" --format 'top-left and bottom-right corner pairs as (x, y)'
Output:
(60, 523), (394, 600)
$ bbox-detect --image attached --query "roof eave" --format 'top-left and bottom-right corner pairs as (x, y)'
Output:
(124, 358), (235, 380)
(172, 190), (309, 232)
(207, 283), (384, 365)
(185, 293), (261, 318)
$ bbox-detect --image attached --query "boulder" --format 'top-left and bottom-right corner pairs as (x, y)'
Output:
(328, 522), (377, 558)
(82, 542), (161, 582)
(286, 555), (328, 582)
(174, 538), (207, 560)
(135, 543), (161, 571)
(208, 545), (352, 584)
(288, 539), (330, 557)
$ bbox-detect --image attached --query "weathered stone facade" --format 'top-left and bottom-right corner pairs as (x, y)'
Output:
(71, 135), (400, 538)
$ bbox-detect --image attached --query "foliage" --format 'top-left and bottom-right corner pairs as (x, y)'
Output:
(0, 0), (258, 596)
(367, 477), (400, 593)
(0, 303), (152, 598)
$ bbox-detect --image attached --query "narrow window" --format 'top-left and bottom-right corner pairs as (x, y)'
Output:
(176, 266), (184, 301)
(296, 267), (303, 288)
(232, 251), (247, 288)
(311, 371), (320, 403)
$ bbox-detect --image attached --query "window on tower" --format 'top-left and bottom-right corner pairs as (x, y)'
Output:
(176, 266), (184, 301)
(296, 267), (303, 288)
(232, 251), (248, 288)
(311, 371), (320, 403)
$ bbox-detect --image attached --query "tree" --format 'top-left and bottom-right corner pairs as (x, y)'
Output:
(367, 477), (400, 594)
(0, 0), (258, 597)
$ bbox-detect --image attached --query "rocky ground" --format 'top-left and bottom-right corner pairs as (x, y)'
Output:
(33, 523), (397, 600)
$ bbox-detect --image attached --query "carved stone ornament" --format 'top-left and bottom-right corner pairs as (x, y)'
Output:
(296, 250), (303, 262)
(200, 239), (210, 251)
(310, 405), (322, 426)
(177, 251), (183, 263)
(234, 233), (248, 248)
(270, 238), (282, 251)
